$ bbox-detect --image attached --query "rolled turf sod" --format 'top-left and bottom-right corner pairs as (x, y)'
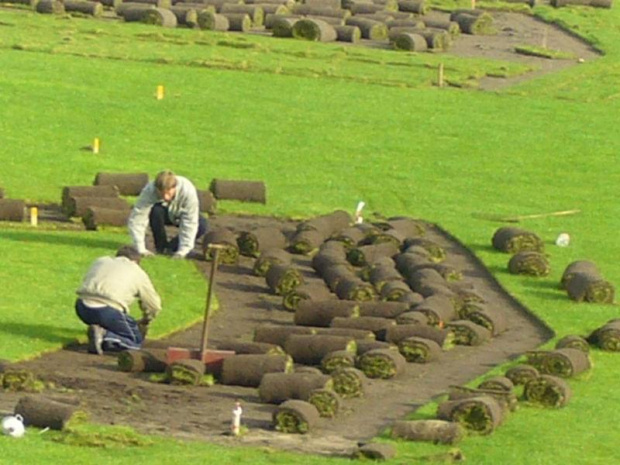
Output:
(523, 375), (572, 408)
(491, 226), (544, 254)
(321, 349), (356, 373)
(0, 199), (25, 222)
(365, 228), (406, 248)
(555, 335), (590, 353)
(93, 172), (149, 196)
(266, 263), (304, 295)
(82, 207), (131, 231)
(335, 277), (377, 301)
(292, 18), (338, 41)
(331, 367), (366, 398)
(196, 189), (217, 215)
(61, 185), (118, 210)
(402, 237), (446, 262)
(323, 264), (357, 292)
(414, 294), (458, 326)
(294, 300), (359, 327)
(478, 376), (514, 392)
(141, 7), (179, 26)
(508, 251), (550, 277)
(290, 229), (326, 254)
(331, 316), (396, 341)
(66, 196), (131, 217)
(15, 396), (77, 430)
(436, 395), (503, 435)
(344, 17), (388, 39)
(312, 248), (350, 277)
(217, 12), (251, 30)
(357, 301), (409, 318)
(220, 3), (264, 25)
(420, 17), (460, 35)
(407, 268), (446, 294)
(397, 0), (427, 13)
(36, 0), (66, 13)
(221, 354), (293, 387)
(290, 4), (350, 18)
(282, 282), (333, 312)
(253, 324), (315, 347)
(466, 309), (507, 336)
(268, 14), (297, 34)
(453, 12), (494, 35)
(396, 311), (430, 325)
(216, 341), (285, 355)
(237, 227), (287, 257)
(166, 359), (206, 385)
(448, 385), (518, 413)
(355, 443), (397, 461)
(169, 6), (199, 27)
(565, 271), (615, 303)
(64, 1), (103, 16)
(380, 280), (414, 301)
(273, 399), (320, 434)
(505, 364), (540, 386)
(117, 349), (168, 373)
(284, 334), (357, 365)
(391, 419), (463, 444)
(307, 388), (341, 417)
(209, 179), (266, 203)
(347, 242), (400, 267)
(526, 348), (591, 378)
(115, 2), (153, 15)
(253, 248), (292, 277)
(357, 348), (407, 379)
(258, 372), (332, 403)
(356, 340), (395, 355)
(334, 24), (361, 42)
(586, 319), (620, 351)
(295, 366), (323, 375)
(386, 324), (453, 348)
(560, 260), (599, 290)
(202, 228), (239, 264)
(314, 327), (375, 340)
(369, 264), (403, 292)
(297, 210), (352, 236)
(446, 320), (492, 346)
(197, 11), (230, 30)
(331, 224), (375, 248)
(398, 336), (441, 363)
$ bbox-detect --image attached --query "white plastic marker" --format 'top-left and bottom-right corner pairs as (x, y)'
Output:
(2, 414), (25, 438)
(30, 206), (38, 227)
(355, 201), (365, 224)
(231, 401), (243, 436)
(92, 137), (100, 154)
(555, 233), (570, 247)
(156, 85), (165, 100)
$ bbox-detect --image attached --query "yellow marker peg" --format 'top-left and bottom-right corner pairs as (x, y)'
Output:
(156, 85), (165, 100)
(30, 207), (38, 227)
(92, 138), (100, 154)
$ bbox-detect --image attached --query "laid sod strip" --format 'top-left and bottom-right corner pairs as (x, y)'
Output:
(117, 349), (168, 373)
(491, 226), (545, 254)
(508, 251), (550, 277)
(15, 396), (77, 431)
(209, 179), (267, 204)
(202, 228), (239, 264)
(467, 309), (507, 336)
(258, 372), (333, 404)
(380, 280), (414, 301)
(555, 335), (590, 353)
(61, 185), (118, 210)
(321, 349), (356, 373)
(331, 367), (366, 398)
(396, 311), (429, 325)
(216, 341), (285, 355)
(273, 400), (320, 434)
(237, 227), (287, 257)
(446, 320), (492, 346)
(2, 369), (43, 392)
(284, 334), (357, 365)
(523, 375), (572, 408)
(220, 354), (293, 387)
(335, 277), (377, 301)
(93, 172), (149, 196)
(331, 316), (396, 340)
(347, 243), (400, 267)
(437, 396), (503, 435)
(514, 45), (575, 60)
(357, 348), (407, 379)
(294, 300), (359, 327)
(290, 229), (326, 254)
(587, 320), (620, 351)
(357, 301), (409, 318)
(307, 388), (341, 418)
(448, 385), (518, 413)
(282, 282), (333, 312)
(356, 340), (395, 355)
(386, 324), (454, 348)
(478, 376), (515, 392)
(67, 196), (131, 218)
(253, 248), (292, 277)
(565, 271), (615, 303)
(415, 294), (458, 326)
(265, 263), (304, 295)
(355, 443), (397, 461)
(560, 260), (599, 290)
(402, 238), (446, 263)
(83, 207), (131, 231)
(398, 336), (441, 363)
(505, 364), (540, 386)
(391, 420), (464, 444)
(526, 348), (591, 378)
(197, 11), (230, 30)
(166, 359), (206, 386)
(253, 324), (315, 347)
(0, 199), (26, 222)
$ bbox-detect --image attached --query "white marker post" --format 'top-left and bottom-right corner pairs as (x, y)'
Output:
(156, 85), (165, 100)
(30, 207), (38, 227)
(231, 402), (242, 436)
(354, 201), (365, 224)
(92, 138), (100, 154)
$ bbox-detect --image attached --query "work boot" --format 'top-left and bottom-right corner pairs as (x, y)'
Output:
(87, 325), (104, 355)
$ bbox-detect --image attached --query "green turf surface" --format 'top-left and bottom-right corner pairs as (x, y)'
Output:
(1, 2), (620, 464)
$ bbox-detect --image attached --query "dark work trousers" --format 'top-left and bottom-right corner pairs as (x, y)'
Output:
(148, 203), (208, 254)
(75, 299), (142, 351)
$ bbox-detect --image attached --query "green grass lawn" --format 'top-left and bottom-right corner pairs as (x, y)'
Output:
(1, 2), (620, 464)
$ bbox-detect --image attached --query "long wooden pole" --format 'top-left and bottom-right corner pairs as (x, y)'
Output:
(200, 246), (223, 356)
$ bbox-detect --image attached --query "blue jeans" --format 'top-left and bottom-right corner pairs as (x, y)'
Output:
(75, 299), (143, 351)
(149, 203), (208, 254)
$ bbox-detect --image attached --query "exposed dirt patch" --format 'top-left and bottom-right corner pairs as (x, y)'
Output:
(0, 214), (553, 456)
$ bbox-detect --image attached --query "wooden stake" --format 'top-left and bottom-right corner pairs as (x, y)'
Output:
(438, 63), (444, 88)
(92, 138), (100, 154)
(471, 0), (476, 9)
(156, 85), (165, 100)
(542, 27), (548, 49)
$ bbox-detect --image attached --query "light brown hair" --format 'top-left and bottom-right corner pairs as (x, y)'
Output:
(154, 170), (177, 194)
